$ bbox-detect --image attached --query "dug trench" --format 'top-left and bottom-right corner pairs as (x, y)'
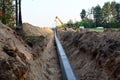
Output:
(58, 29), (120, 80)
(1, 21), (120, 80)
(0, 22), (61, 80)
(24, 29), (62, 80)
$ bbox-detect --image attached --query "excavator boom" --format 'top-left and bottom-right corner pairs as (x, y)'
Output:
(55, 16), (64, 25)
(55, 16), (67, 30)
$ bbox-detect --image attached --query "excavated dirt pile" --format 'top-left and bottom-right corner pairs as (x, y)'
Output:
(0, 22), (32, 80)
(23, 23), (61, 80)
(58, 29), (120, 80)
(0, 22), (61, 80)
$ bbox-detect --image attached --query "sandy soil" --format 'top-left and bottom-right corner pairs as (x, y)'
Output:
(25, 33), (61, 80)
(3, 21), (120, 80)
(23, 23), (61, 80)
(0, 22), (61, 80)
(0, 22), (32, 80)
(58, 29), (120, 80)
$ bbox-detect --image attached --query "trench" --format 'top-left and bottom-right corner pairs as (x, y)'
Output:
(25, 33), (62, 80)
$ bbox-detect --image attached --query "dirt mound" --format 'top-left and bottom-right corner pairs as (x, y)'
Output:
(0, 22), (61, 80)
(26, 33), (61, 80)
(0, 22), (32, 80)
(22, 23), (61, 80)
(58, 29), (120, 80)
(23, 23), (53, 36)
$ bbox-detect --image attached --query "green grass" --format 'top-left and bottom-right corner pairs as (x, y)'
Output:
(87, 28), (104, 32)
(110, 28), (120, 30)
(87, 28), (120, 32)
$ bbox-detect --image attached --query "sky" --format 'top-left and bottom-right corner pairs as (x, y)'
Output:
(22, 0), (120, 27)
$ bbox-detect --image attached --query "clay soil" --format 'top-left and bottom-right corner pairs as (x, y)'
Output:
(58, 28), (120, 80)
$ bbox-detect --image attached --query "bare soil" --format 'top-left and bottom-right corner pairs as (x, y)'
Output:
(58, 29), (120, 80)
(3, 21), (120, 80)
(23, 23), (62, 80)
(0, 22), (32, 80)
(0, 22), (61, 80)
(25, 30), (61, 80)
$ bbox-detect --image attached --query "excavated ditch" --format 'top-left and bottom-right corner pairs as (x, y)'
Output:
(0, 22), (61, 80)
(58, 29), (120, 80)
(2, 21), (120, 80)
(25, 32), (61, 80)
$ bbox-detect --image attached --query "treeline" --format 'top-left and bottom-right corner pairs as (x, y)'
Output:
(66, 1), (120, 28)
(0, 0), (22, 29)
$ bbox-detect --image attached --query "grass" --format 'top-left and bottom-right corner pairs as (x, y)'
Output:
(87, 28), (104, 32)
(110, 28), (120, 30)
(87, 28), (120, 32)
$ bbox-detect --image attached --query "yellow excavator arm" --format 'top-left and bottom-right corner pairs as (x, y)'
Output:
(55, 16), (67, 29)
(55, 16), (64, 25)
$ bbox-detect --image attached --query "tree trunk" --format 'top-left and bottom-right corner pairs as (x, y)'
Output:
(18, 0), (22, 29)
(15, 0), (24, 36)
(15, 0), (18, 26)
(2, 0), (6, 24)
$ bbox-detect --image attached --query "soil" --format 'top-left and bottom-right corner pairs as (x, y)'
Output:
(58, 29), (120, 80)
(23, 23), (62, 80)
(0, 22), (61, 80)
(0, 22), (32, 80)
(24, 26), (62, 80)
(2, 21), (120, 80)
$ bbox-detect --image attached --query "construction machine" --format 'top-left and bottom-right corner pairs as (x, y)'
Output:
(55, 16), (67, 30)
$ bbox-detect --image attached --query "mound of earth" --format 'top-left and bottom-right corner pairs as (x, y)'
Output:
(0, 22), (61, 80)
(23, 23), (61, 80)
(23, 23), (53, 36)
(58, 29), (120, 80)
(0, 22), (32, 80)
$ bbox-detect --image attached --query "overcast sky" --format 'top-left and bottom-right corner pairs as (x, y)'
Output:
(22, 0), (120, 27)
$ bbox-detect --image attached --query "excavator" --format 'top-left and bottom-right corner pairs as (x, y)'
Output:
(55, 16), (67, 30)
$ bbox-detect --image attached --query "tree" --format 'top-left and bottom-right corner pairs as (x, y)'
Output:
(80, 9), (86, 20)
(110, 1), (117, 27)
(102, 2), (111, 27)
(67, 19), (73, 27)
(0, 0), (23, 30)
(15, 0), (18, 26)
(15, 0), (22, 29)
(111, 1), (117, 21)
(18, 0), (22, 28)
(74, 18), (93, 28)
(15, 0), (24, 36)
(74, 21), (81, 28)
(0, 0), (15, 28)
(1, 0), (6, 24)
(80, 1), (120, 28)
(115, 3), (120, 27)
(93, 5), (102, 27)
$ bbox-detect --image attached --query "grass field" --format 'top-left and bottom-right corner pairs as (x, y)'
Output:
(88, 28), (104, 32)
(87, 28), (120, 32)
